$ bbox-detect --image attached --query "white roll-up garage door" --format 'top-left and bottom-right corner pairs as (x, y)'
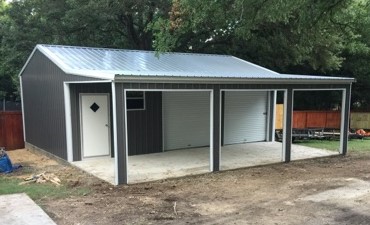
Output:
(162, 92), (210, 151)
(224, 91), (268, 144)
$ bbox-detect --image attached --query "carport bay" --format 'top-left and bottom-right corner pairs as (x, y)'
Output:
(71, 85), (349, 185)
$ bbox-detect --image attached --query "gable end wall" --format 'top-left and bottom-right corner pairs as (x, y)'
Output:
(21, 50), (97, 159)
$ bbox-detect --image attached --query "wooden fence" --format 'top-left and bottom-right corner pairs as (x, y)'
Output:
(293, 111), (341, 129)
(350, 112), (370, 129)
(0, 111), (24, 150)
(276, 105), (370, 130)
(275, 105), (341, 129)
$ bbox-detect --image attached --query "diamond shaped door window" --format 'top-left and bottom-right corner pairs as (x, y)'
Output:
(90, 102), (100, 112)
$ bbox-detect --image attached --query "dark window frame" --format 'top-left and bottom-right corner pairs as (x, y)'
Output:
(126, 91), (145, 111)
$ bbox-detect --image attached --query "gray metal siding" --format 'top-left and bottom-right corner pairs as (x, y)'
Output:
(267, 91), (276, 141)
(285, 88), (294, 162)
(21, 50), (95, 159)
(341, 86), (351, 155)
(213, 86), (221, 171)
(114, 83), (127, 184)
(120, 82), (350, 90)
(69, 83), (112, 161)
(127, 92), (162, 155)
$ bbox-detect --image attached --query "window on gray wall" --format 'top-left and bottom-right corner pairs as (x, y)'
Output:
(127, 91), (145, 110)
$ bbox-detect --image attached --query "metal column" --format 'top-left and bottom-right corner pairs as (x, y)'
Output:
(114, 84), (128, 184)
(340, 85), (352, 155)
(283, 88), (293, 162)
(213, 87), (221, 171)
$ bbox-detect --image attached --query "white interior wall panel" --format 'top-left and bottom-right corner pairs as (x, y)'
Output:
(162, 92), (210, 150)
(224, 91), (268, 144)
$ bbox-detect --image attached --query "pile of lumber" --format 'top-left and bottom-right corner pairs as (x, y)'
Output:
(19, 172), (61, 186)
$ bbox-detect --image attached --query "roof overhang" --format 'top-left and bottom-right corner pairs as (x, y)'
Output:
(113, 75), (355, 85)
(19, 45), (116, 80)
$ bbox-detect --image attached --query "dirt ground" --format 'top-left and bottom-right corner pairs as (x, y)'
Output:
(5, 148), (370, 225)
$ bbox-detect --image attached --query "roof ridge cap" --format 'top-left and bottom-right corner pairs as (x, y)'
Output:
(39, 44), (232, 57)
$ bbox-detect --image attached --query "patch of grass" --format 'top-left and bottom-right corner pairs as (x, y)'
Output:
(0, 175), (89, 202)
(295, 140), (340, 151)
(295, 138), (370, 152)
(347, 139), (370, 152)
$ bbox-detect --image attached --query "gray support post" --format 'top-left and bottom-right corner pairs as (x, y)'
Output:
(268, 91), (276, 142)
(340, 85), (351, 155)
(19, 76), (26, 143)
(283, 88), (294, 162)
(213, 87), (221, 171)
(114, 84), (128, 184)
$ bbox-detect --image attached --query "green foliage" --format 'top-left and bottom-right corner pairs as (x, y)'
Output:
(0, 0), (171, 99)
(294, 90), (342, 110)
(150, 0), (370, 110)
(0, 176), (89, 201)
(0, 0), (64, 100)
(336, 1), (370, 110)
(0, 0), (370, 111)
(151, 0), (352, 72)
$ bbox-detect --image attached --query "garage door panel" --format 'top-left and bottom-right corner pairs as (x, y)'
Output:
(163, 92), (210, 150)
(224, 91), (268, 144)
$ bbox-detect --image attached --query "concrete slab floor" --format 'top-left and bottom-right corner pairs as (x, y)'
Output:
(72, 142), (338, 185)
(221, 142), (338, 170)
(128, 147), (210, 184)
(72, 157), (115, 184)
(0, 193), (56, 225)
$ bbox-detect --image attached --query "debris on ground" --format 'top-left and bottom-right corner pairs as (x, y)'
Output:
(19, 172), (61, 186)
(356, 129), (370, 137)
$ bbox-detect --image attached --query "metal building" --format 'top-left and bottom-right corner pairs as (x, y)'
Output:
(20, 44), (354, 185)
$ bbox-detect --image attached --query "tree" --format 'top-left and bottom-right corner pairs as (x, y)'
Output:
(335, 0), (370, 110)
(1, 0), (370, 111)
(151, 0), (354, 73)
(150, 0), (370, 110)
(0, 0), (171, 99)
(0, 0), (68, 100)
(60, 0), (171, 50)
(0, 0), (12, 100)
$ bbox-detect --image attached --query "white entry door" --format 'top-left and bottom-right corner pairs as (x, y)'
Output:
(80, 94), (110, 158)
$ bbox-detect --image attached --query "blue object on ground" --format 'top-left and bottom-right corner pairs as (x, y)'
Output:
(0, 154), (22, 173)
